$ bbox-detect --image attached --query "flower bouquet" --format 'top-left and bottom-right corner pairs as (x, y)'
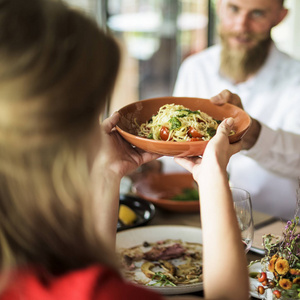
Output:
(254, 217), (300, 299)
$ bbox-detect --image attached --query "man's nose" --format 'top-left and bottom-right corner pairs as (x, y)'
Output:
(233, 12), (251, 32)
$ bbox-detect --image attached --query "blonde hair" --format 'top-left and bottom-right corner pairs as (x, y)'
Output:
(0, 0), (120, 285)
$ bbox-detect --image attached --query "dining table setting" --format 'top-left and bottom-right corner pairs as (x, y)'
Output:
(117, 174), (287, 300)
(115, 96), (297, 299)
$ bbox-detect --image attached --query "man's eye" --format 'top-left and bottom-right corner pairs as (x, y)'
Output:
(228, 5), (239, 13)
(251, 10), (264, 18)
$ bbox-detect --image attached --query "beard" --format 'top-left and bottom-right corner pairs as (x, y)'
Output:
(219, 27), (272, 83)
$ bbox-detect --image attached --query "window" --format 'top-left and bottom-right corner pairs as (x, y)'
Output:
(105, 0), (210, 113)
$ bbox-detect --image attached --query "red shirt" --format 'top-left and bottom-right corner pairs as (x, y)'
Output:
(1, 265), (164, 300)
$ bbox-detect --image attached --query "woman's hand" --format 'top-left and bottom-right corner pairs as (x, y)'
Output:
(97, 112), (161, 179)
(90, 112), (160, 247)
(174, 117), (241, 182)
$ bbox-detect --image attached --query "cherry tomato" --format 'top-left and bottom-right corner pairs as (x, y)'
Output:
(189, 137), (201, 142)
(160, 126), (170, 141)
(273, 290), (281, 299)
(268, 280), (275, 288)
(188, 127), (203, 138)
(261, 280), (268, 286)
(257, 286), (265, 295)
(258, 272), (267, 282)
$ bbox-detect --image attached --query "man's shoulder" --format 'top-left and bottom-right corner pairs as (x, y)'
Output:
(272, 44), (300, 70)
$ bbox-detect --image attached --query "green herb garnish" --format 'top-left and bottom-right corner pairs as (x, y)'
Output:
(249, 272), (259, 279)
(207, 127), (216, 137)
(147, 272), (176, 287)
(169, 117), (181, 130)
(176, 109), (200, 117)
(171, 188), (199, 201)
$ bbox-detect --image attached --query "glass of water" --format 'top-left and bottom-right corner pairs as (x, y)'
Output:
(231, 187), (254, 253)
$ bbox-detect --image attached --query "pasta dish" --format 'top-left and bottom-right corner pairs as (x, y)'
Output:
(137, 103), (224, 142)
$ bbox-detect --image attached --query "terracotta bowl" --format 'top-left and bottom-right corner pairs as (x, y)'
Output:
(132, 173), (200, 213)
(116, 96), (251, 157)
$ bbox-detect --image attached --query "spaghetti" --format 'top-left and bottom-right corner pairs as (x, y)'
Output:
(137, 103), (226, 142)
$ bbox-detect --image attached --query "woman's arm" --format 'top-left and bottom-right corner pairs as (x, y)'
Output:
(172, 118), (249, 300)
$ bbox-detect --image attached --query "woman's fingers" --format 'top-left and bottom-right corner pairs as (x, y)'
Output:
(174, 157), (202, 172)
(101, 111), (120, 133)
(213, 117), (242, 155)
(217, 117), (234, 135)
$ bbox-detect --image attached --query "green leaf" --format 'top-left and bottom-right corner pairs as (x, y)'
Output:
(147, 272), (176, 287)
(169, 117), (181, 130)
(176, 109), (200, 117)
(207, 127), (216, 137)
(171, 188), (199, 201)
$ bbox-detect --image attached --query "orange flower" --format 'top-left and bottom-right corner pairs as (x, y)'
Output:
(268, 257), (277, 273)
(293, 277), (300, 284)
(275, 258), (290, 275)
(279, 278), (293, 290)
(290, 268), (300, 276)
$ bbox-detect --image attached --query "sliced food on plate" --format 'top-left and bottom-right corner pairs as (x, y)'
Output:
(118, 239), (203, 287)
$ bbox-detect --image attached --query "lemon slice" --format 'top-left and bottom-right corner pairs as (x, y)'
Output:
(119, 204), (137, 225)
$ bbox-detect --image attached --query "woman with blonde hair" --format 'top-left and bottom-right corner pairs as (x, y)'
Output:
(0, 0), (248, 299)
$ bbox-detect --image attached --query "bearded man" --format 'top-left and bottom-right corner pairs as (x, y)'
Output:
(170, 0), (300, 220)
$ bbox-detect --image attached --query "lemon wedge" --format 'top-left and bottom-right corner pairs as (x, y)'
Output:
(118, 204), (137, 225)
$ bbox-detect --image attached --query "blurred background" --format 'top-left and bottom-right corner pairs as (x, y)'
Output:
(62, 0), (300, 114)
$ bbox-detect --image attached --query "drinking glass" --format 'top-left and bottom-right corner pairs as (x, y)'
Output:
(231, 187), (254, 253)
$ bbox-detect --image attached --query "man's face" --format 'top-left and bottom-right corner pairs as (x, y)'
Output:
(217, 0), (287, 82)
(218, 0), (285, 51)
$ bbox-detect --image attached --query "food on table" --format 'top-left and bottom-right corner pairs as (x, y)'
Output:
(252, 217), (300, 299)
(118, 204), (137, 225)
(137, 103), (234, 142)
(119, 239), (203, 287)
(171, 188), (199, 201)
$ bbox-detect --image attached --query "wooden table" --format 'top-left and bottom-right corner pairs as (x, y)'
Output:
(147, 206), (275, 299)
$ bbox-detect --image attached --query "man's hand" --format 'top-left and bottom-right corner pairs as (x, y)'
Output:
(211, 89), (244, 109)
(210, 89), (261, 150)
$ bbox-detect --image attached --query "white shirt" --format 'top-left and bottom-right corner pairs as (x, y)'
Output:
(171, 43), (300, 220)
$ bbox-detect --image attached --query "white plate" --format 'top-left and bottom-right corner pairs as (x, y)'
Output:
(249, 262), (264, 299)
(116, 225), (203, 295)
(249, 261), (274, 299)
